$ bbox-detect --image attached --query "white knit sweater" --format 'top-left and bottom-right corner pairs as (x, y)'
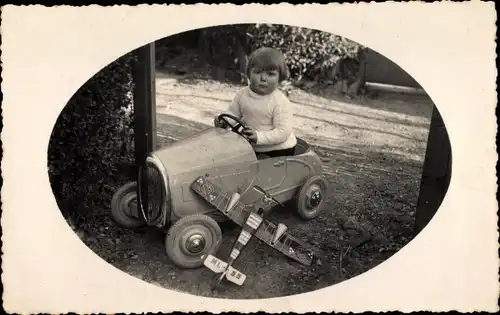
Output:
(226, 86), (297, 153)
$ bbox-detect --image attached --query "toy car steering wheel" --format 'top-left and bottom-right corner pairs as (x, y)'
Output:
(217, 114), (247, 137)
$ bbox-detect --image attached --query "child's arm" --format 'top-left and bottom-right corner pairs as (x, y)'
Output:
(227, 93), (243, 119)
(255, 98), (294, 146)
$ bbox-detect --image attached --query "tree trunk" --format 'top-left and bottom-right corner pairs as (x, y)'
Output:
(347, 48), (367, 97)
(197, 29), (211, 61)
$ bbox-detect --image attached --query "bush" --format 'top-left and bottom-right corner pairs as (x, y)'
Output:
(198, 24), (252, 67)
(47, 53), (137, 221)
(247, 24), (364, 83)
(158, 23), (365, 84)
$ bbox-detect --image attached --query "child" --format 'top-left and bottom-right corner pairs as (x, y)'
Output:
(214, 47), (297, 157)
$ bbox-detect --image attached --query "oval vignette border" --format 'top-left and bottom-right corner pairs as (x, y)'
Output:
(1, 3), (498, 314)
(48, 23), (451, 300)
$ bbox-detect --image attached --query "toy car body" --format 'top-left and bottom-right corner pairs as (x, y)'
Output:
(111, 115), (328, 269)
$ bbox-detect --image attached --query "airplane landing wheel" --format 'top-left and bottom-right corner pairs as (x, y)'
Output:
(296, 175), (328, 220)
(165, 214), (222, 269)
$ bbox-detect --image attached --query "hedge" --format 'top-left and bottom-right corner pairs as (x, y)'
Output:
(157, 23), (365, 84)
(247, 24), (364, 82)
(47, 53), (137, 220)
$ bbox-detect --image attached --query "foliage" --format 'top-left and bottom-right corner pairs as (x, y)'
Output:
(247, 24), (364, 82)
(47, 53), (137, 220)
(159, 23), (365, 84)
(189, 24), (251, 69)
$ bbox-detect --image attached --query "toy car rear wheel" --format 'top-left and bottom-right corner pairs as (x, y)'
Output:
(111, 181), (145, 228)
(165, 214), (222, 269)
(296, 175), (328, 220)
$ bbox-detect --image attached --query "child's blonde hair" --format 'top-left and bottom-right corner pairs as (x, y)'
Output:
(246, 47), (290, 83)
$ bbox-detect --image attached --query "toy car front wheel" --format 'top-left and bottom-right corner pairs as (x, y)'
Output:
(165, 214), (222, 269)
(296, 175), (328, 220)
(111, 181), (145, 228)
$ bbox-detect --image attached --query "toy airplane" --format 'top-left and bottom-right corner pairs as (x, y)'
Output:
(191, 176), (317, 287)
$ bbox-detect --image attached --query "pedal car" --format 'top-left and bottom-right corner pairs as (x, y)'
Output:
(111, 114), (328, 269)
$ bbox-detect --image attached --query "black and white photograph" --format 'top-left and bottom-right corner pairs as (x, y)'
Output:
(2, 3), (497, 313)
(47, 23), (451, 299)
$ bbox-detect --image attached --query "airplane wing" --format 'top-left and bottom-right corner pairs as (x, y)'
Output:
(191, 176), (317, 266)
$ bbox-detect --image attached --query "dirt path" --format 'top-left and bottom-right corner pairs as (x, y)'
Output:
(155, 71), (433, 162)
(81, 71), (435, 299)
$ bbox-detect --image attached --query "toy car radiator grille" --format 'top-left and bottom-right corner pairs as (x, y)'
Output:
(139, 160), (165, 225)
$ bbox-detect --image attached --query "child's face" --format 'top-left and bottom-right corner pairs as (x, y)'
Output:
(249, 66), (280, 95)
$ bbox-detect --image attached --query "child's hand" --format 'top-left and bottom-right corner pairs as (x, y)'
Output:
(242, 127), (258, 144)
(214, 116), (228, 128)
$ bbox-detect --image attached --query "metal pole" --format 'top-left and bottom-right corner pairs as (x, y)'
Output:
(132, 42), (157, 220)
(133, 42), (157, 167)
(414, 106), (452, 236)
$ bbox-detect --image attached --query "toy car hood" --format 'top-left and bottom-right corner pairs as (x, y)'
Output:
(151, 127), (257, 180)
